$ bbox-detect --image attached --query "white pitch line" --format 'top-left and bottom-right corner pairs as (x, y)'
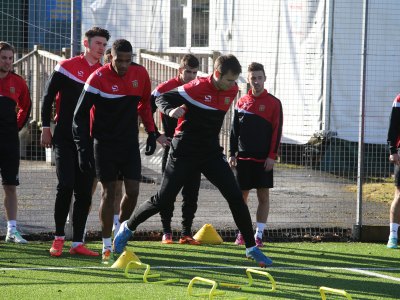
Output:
(1, 265), (400, 273)
(344, 268), (400, 283)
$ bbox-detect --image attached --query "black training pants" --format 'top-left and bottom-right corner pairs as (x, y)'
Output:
(127, 152), (256, 248)
(54, 136), (94, 242)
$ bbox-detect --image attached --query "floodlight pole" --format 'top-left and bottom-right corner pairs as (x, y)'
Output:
(354, 0), (369, 241)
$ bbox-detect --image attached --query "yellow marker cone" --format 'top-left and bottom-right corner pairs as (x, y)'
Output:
(193, 224), (223, 244)
(111, 250), (141, 269)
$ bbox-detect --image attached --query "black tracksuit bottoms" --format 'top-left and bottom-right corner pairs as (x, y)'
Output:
(127, 152), (256, 248)
(54, 137), (94, 242)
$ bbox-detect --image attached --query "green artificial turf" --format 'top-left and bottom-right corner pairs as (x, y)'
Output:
(0, 241), (399, 299)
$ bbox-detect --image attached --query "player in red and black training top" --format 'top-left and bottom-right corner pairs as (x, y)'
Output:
(0, 42), (31, 244)
(386, 94), (400, 249)
(73, 39), (162, 264)
(150, 54), (202, 245)
(229, 62), (283, 248)
(41, 27), (110, 258)
(114, 54), (273, 268)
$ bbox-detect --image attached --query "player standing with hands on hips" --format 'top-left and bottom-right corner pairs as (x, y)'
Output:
(229, 62), (283, 248)
(114, 54), (273, 268)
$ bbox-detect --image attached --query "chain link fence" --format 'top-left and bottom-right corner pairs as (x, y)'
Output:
(1, 0), (397, 241)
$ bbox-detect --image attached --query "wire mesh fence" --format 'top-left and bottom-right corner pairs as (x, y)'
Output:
(0, 0), (397, 240)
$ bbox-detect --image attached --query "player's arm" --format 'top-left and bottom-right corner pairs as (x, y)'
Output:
(73, 83), (95, 154)
(268, 100), (283, 160)
(228, 107), (240, 168)
(155, 90), (186, 118)
(387, 98), (400, 165)
(16, 80), (32, 131)
(40, 70), (63, 147)
(137, 70), (156, 133)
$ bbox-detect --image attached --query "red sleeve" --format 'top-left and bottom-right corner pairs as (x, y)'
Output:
(268, 99), (283, 160)
(16, 79), (32, 130)
(137, 68), (155, 132)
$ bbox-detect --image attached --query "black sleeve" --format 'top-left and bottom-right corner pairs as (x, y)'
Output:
(72, 88), (95, 152)
(41, 71), (64, 127)
(229, 109), (239, 156)
(155, 90), (185, 116)
(387, 106), (400, 154)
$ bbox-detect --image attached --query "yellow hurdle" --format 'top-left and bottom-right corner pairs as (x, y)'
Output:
(219, 268), (276, 292)
(319, 287), (353, 300)
(187, 277), (225, 299)
(124, 261), (179, 284)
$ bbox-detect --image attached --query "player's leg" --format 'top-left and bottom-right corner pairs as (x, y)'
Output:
(388, 164), (400, 249)
(255, 188), (269, 247)
(94, 142), (119, 263)
(50, 140), (75, 256)
(69, 155), (98, 256)
(179, 171), (201, 245)
(2, 141), (26, 244)
(159, 145), (175, 243)
(114, 155), (190, 254)
(112, 177), (123, 235)
(202, 155), (272, 267)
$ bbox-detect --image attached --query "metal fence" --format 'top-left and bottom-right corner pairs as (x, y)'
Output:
(0, 0), (396, 240)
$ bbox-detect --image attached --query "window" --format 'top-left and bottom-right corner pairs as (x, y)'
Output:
(169, 0), (209, 48)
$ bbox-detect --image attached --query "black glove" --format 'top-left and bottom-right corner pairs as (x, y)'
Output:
(145, 132), (157, 156)
(77, 149), (95, 173)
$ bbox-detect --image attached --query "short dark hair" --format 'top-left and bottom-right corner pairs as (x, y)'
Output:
(84, 27), (110, 41)
(214, 54), (241, 77)
(0, 41), (15, 54)
(103, 48), (112, 63)
(112, 39), (133, 53)
(180, 54), (199, 69)
(248, 62), (265, 76)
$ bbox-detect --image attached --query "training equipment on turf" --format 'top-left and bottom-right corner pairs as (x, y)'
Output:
(219, 268), (276, 292)
(193, 224), (223, 244)
(319, 287), (353, 300)
(124, 261), (180, 284)
(187, 277), (226, 299)
(111, 250), (141, 269)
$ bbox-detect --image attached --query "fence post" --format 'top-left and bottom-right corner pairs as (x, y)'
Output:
(32, 45), (41, 122)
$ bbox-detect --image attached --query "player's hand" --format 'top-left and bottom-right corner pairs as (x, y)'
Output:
(156, 134), (171, 148)
(145, 132), (157, 156)
(168, 104), (187, 119)
(264, 158), (275, 171)
(40, 127), (53, 148)
(389, 153), (400, 166)
(78, 149), (95, 173)
(228, 156), (237, 168)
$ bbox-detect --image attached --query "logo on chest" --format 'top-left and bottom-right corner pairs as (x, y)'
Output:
(77, 70), (84, 77)
(111, 85), (119, 92)
(204, 95), (212, 102)
(224, 97), (230, 105)
(259, 105), (265, 112)
(132, 80), (138, 88)
(10, 87), (15, 94)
